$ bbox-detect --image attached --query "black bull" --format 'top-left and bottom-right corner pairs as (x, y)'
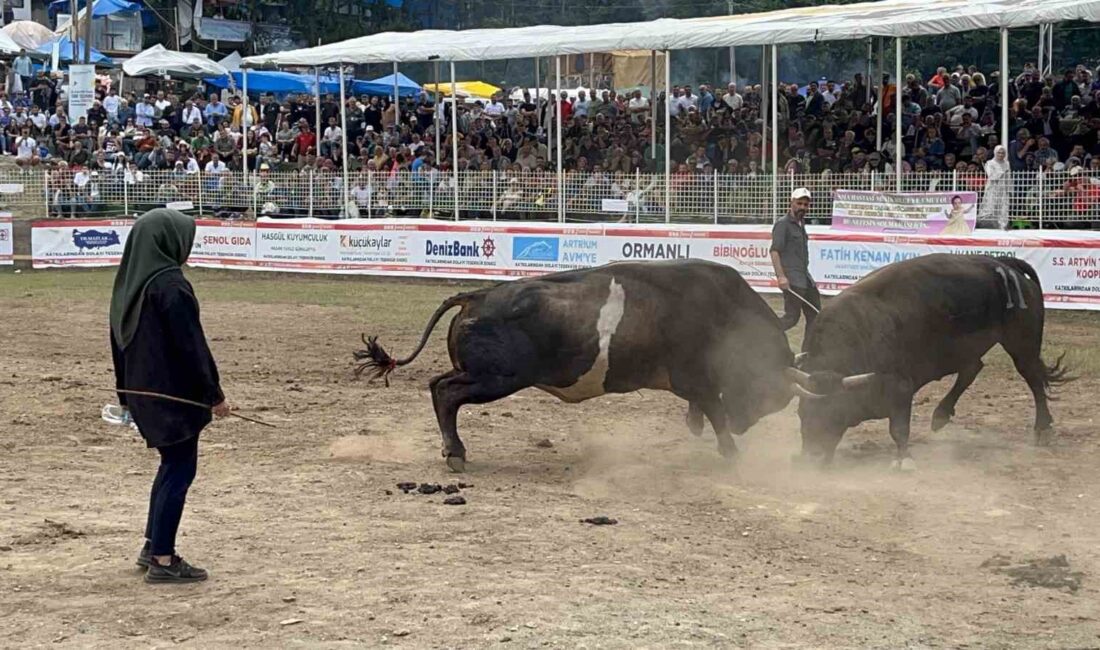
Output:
(788, 254), (1071, 470)
(355, 260), (795, 472)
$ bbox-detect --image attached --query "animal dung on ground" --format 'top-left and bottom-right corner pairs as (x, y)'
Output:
(581, 516), (618, 526)
(534, 438), (554, 448)
(395, 482), (471, 500)
(981, 554), (1084, 593)
(443, 496), (467, 505)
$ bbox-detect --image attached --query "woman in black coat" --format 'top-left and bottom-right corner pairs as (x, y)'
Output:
(110, 209), (228, 584)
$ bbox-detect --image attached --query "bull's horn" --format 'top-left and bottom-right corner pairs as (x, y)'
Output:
(841, 373), (877, 389)
(794, 352), (809, 365)
(790, 383), (826, 400)
(785, 367), (813, 387)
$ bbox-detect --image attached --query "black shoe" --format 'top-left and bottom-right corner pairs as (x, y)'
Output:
(136, 541), (152, 569)
(144, 555), (208, 584)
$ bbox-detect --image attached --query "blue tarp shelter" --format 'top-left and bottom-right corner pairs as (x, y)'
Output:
(204, 70), (342, 96)
(49, 0), (152, 26)
(350, 72), (421, 97)
(49, 0), (142, 16)
(36, 36), (113, 64)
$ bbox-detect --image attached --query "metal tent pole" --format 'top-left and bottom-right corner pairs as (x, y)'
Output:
(760, 44), (767, 173)
(434, 61), (440, 164)
(866, 39), (872, 105)
(242, 68), (249, 189)
(556, 55), (563, 223)
(1037, 24), (1045, 79)
(876, 38), (883, 153)
(771, 44), (779, 222)
(895, 38), (903, 191)
(1001, 27), (1010, 153)
(650, 50), (657, 161)
(314, 67), (321, 134)
(450, 61), (460, 220)
(393, 61), (400, 129)
(339, 64), (350, 216)
(664, 49), (671, 223)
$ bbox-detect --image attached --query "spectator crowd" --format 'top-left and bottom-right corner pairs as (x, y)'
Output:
(4, 45), (1099, 223)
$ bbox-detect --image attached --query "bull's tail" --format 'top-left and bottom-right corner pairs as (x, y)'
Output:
(1041, 351), (1074, 400)
(994, 258), (1075, 396)
(353, 292), (473, 386)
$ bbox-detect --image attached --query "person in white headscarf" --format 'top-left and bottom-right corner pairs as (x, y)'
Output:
(980, 144), (1012, 229)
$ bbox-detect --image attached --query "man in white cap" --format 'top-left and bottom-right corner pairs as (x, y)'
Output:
(770, 187), (821, 333)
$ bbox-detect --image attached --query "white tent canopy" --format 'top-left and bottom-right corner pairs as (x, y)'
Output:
(244, 0), (1100, 66)
(122, 44), (229, 78)
(219, 51), (242, 72)
(0, 30), (24, 54)
(1, 21), (56, 51)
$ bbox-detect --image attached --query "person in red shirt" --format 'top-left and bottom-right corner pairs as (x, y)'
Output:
(559, 94), (573, 124)
(292, 120), (316, 161)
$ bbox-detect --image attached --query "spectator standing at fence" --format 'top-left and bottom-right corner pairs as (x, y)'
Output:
(980, 145), (1012, 229)
(12, 49), (32, 94)
(1053, 69), (1082, 113)
(322, 116), (343, 161)
(770, 187), (821, 334)
(135, 94), (155, 129)
(104, 88), (121, 125)
(110, 209), (229, 584)
(204, 93), (227, 130)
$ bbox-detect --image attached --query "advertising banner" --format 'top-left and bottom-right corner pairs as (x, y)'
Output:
(31, 220), (133, 267)
(29, 218), (1100, 310)
(68, 65), (97, 123)
(188, 220), (257, 267)
(0, 213), (12, 265)
(832, 190), (978, 235)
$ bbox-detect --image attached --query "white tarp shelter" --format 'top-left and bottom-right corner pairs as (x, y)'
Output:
(244, 0), (1100, 66)
(219, 51), (242, 72)
(1, 21), (57, 51)
(122, 44), (229, 78)
(0, 31), (24, 54)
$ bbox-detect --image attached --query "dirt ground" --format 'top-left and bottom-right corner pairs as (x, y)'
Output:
(2, 267), (1099, 649)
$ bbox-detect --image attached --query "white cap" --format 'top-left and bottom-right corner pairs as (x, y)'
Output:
(791, 187), (812, 200)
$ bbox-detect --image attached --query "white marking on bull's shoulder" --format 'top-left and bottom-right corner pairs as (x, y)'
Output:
(537, 278), (626, 403)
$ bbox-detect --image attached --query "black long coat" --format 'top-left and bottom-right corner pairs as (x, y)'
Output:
(111, 270), (223, 448)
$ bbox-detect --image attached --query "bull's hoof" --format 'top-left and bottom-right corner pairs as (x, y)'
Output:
(889, 458), (917, 472)
(930, 409), (952, 432)
(716, 438), (738, 460)
(445, 456), (466, 473)
(1034, 427), (1054, 447)
(686, 407), (704, 437)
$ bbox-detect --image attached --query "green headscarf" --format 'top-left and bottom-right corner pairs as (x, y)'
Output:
(109, 209), (196, 349)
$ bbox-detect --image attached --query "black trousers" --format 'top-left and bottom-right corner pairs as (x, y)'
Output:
(779, 283), (821, 332)
(144, 435), (199, 556)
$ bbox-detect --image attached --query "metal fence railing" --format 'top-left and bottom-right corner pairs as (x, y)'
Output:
(2, 168), (1097, 228)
